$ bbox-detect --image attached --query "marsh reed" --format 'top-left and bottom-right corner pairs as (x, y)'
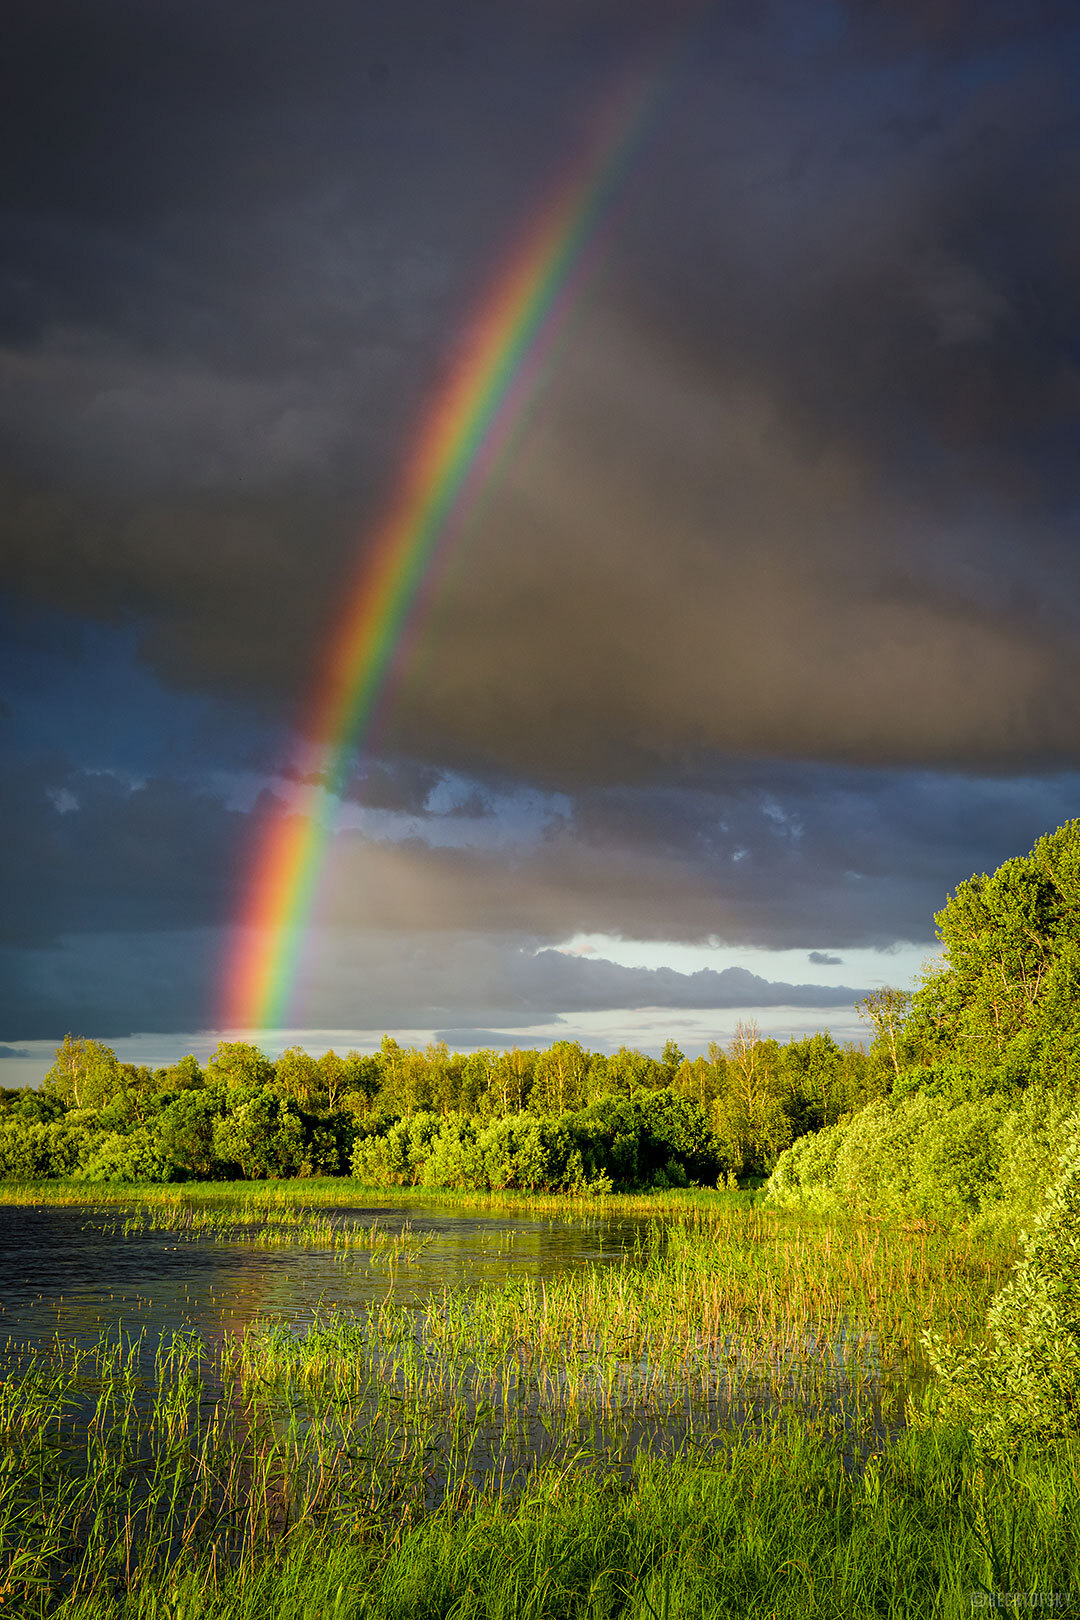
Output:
(0, 1190), (1042, 1617)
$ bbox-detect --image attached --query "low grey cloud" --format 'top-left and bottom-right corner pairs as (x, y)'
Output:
(0, 1045), (30, 1059)
(433, 1030), (549, 1049)
(4, 749), (1077, 964)
(0, 926), (869, 1043)
(808, 952), (843, 966)
(257, 930), (877, 1036)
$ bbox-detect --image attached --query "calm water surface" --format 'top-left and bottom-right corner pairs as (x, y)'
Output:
(0, 1201), (898, 1495)
(0, 1202), (643, 1357)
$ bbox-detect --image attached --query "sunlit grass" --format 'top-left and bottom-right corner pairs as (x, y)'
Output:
(0, 1189), (1038, 1617)
(2, 1326), (1076, 1618)
(0, 1176), (760, 1218)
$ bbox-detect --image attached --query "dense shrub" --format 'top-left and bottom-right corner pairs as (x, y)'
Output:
(419, 1117), (481, 1189)
(345, 1095), (720, 1194)
(565, 1092), (724, 1189)
(151, 1088), (228, 1179)
(75, 1126), (174, 1183)
(212, 1089), (307, 1180)
(0, 1118), (90, 1179)
(351, 1112), (445, 1186)
(919, 1137), (1080, 1456)
(467, 1115), (585, 1192)
(767, 1087), (1080, 1228)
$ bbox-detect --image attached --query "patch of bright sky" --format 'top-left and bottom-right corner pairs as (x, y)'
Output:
(554, 933), (939, 992)
(2, 1000), (875, 1089)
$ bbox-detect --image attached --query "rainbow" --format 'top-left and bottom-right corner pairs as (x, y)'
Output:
(223, 66), (674, 1034)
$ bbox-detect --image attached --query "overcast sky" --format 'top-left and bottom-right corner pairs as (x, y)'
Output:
(3, 0), (1079, 1078)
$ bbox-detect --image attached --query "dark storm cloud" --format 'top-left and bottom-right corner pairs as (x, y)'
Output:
(343, 758), (443, 814)
(2, 1), (1079, 786)
(0, 931), (223, 1041)
(3, 741), (1077, 1038)
(5, 745), (1078, 963)
(316, 762), (1080, 950)
(0, 761), (248, 946)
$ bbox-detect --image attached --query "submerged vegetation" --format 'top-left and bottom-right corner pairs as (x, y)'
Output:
(4, 819), (1080, 1613)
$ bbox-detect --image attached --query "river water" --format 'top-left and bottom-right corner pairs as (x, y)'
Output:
(0, 1201), (642, 1355)
(0, 1198), (898, 1510)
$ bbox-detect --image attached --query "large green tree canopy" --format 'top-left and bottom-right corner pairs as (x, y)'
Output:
(904, 819), (1080, 1097)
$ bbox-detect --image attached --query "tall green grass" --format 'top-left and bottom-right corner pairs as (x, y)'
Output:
(0, 1177), (759, 1218)
(22, 1417), (1080, 1618)
(0, 1193), (1045, 1618)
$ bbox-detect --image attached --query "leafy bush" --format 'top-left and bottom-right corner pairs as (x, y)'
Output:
(419, 1117), (481, 1188)
(919, 1137), (1080, 1457)
(151, 1088), (228, 1180)
(564, 1091), (724, 1190)
(0, 1118), (91, 1179)
(75, 1127), (174, 1183)
(470, 1115), (586, 1192)
(351, 1112), (444, 1186)
(761, 1117), (846, 1212)
(212, 1088), (306, 1180)
(766, 1090), (1079, 1226)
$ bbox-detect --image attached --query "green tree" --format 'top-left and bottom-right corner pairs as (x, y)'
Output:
(342, 1051), (382, 1115)
(153, 1088), (226, 1179)
(672, 1054), (725, 1112)
(778, 1032), (844, 1130)
(856, 988), (913, 1087)
(206, 1042), (274, 1088)
(596, 1047), (660, 1100)
(316, 1049), (348, 1111)
(43, 1036), (120, 1111)
(660, 1039), (686, 1084)
(375, 1038), (439, 1116)
(213, 1088), (305, 1179)
(532, 1041), (588, 1115)
(460, 1049), (497, 1115)
(275, 1046), (318, 1104)
(481, 1048), (536, 1118)
(905, 821), (1080, 1096)
(158, 1053), (204, 1093)
(711, 1021), (791, 1176)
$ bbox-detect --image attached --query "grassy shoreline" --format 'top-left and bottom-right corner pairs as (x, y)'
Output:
(1, 1186), (1056, 1618)
(0, 1176), (764, 1217)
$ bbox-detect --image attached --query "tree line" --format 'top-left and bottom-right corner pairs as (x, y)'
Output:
(0, 1025), (882, 1191)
